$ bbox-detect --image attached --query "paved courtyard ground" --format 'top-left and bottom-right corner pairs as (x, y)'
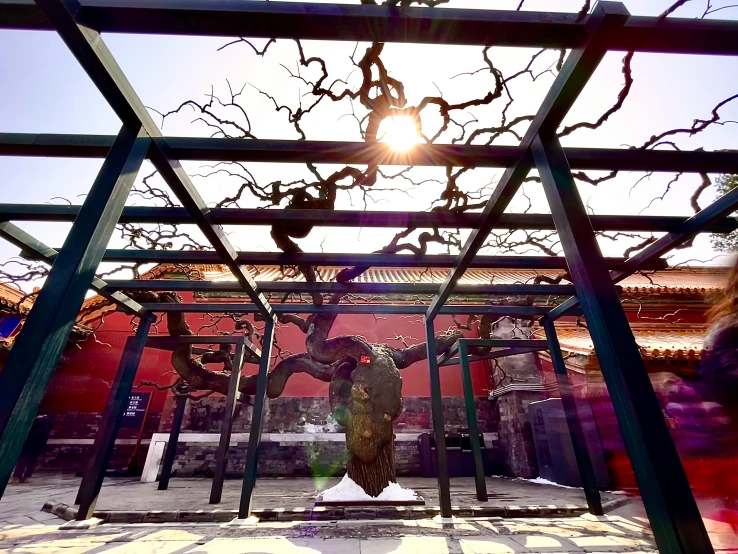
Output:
(0, 475), (623, 519)
(0, 514), (661, 554)
(11, 475), (625, 512)
(0, 475), (736, 553)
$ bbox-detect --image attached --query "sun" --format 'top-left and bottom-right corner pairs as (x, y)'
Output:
(377, 116), (421, 151)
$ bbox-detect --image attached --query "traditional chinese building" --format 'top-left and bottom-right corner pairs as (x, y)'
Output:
(0, 264), (728, 487)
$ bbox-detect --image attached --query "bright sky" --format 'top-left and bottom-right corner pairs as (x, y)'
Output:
(1, 0), (738, 286)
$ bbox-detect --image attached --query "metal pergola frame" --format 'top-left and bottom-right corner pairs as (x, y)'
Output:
(0, 1), (735, 550)
(73, 333), (261, 518)
(438, 337), (606, 515)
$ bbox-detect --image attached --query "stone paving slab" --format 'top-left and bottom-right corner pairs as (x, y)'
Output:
(4, 475), (736, 553)
(2, 475), (630, 526)
(0, 513), (661, 553)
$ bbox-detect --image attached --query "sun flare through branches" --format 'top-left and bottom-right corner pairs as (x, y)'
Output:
(377, 116), (422, 151)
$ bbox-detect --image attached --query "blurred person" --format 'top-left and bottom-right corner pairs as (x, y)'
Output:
(11, 414), (53, 483)
(696, 256), (738, 530)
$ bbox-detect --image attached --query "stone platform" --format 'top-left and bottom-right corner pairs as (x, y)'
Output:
(45, 497), (630, 524)
(22, 475), (627, 524)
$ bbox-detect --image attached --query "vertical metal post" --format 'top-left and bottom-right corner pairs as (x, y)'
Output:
(532, 133), (713, 554)
(542, 319), (602, 515)
(238, 318), (275, 518)
(424, 317), (452, 518)
(75, 318), (152, 519)
(0, 125), (149, 498)
(458, 341), (488, 502)
(158, 394), (187, 491)
(210, 341), (246, 504)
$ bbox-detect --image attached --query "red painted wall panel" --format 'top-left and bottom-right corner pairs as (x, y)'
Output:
(41, 301), (491, 413)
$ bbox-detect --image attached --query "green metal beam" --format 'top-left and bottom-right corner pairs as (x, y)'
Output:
(533, 132), (713, 553)
(104, 279), (578, 297)
(157, 394), (187, 491)
(4, 1), (738, 55)
(75, 318), (152, 519)
(138, 302), (562, 317)
(458, 341), (487, 502)
(35, 0), (273, 319)
(0, 124), (150, 498)
(459, 339), (549, 348)
(427, 2), (630, 320)
(440, 345), (549, 366)
(210, 341), (246, 505)
(548, 176), (738, 321)
(4, 133), (738, 175)
(424, 317), (452, 518)
(542, 319), (602, 516)
(239, 318), (275, 519)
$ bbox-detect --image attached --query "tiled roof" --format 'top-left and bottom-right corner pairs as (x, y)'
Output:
(0, 282), (34, 312)
(139, 263), (730, 292)
(5, 264), (730, 330)
(616, 267), (728, 295)
(0, 282), (91, 344)
(70, 264), (733, 328)
(551, 324), (705, 361)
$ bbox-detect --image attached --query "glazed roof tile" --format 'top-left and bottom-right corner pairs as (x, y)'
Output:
(551, 324), (706, 360)
(143, 263), (730, 293)
(3, 264), (730, 332)
(0, 282), (91, 341)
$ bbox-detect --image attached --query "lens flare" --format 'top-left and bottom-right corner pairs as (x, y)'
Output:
(377, 116), (421, 151)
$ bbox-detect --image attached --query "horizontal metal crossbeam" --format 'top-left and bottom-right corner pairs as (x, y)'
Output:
(3, 0), (738, 54)
(2, 203), (737, 234)
(19, 248), (668, 271)
(439, 345), (549, 366)
(3, 133), (738, 175)
(145, 335), (261, 358)
(459, 338), (549, 348)
(139, 303), (564, 316)
(146, 335), (247, 344)
(103, 280), (579, 297)
(439, 338), (550, 366)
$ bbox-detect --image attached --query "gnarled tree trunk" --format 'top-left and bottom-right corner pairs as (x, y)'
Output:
(332, 346), (404, 496)
(347, 435), (396, 497)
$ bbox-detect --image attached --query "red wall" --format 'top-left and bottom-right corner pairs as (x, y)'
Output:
(42, 298), (491, 414)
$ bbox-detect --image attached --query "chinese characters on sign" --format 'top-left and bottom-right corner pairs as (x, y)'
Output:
(120, 392), (151, 429)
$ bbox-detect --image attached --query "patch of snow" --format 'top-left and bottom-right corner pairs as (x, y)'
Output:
(302, 422), (325, 433)
(302, 414), (341, 433)
(323, 414), (340, 433)
(376, 481), (418, 502)
(517, 477), (630, 496)
(515, 477), (580, 489)
(318, 474), (419, 502)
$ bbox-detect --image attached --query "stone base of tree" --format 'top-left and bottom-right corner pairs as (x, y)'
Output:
(314, 499), (425, 506)
(43, 497), (631, 524)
